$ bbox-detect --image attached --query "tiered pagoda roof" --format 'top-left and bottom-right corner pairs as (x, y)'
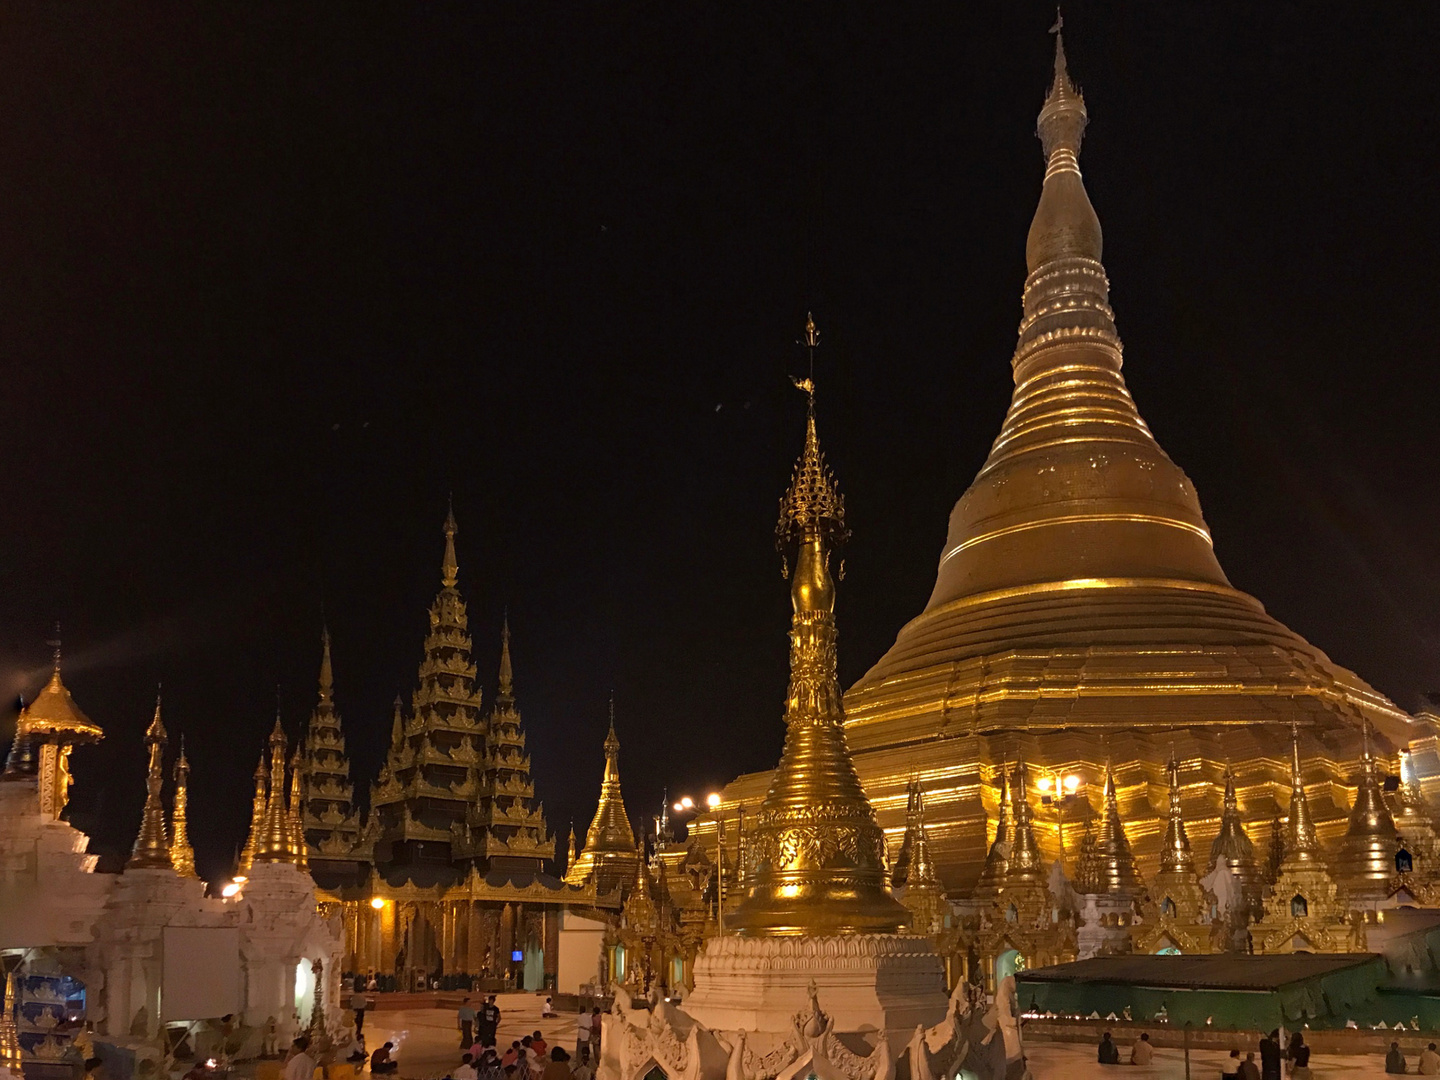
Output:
(303, 627), (367, 882)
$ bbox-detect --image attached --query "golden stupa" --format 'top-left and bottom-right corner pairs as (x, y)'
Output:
(718, 29), (1427, 896)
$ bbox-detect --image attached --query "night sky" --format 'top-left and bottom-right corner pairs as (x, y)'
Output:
(5, 5), (1440, 883)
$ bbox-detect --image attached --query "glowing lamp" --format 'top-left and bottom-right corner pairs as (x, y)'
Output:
(370, 897), (386, 910)
(232, 875), (247, 884)
(1036, 776), (1053, 793)
(672, 802), (684, 813)
(706, 793), (721, 808)
(220, 882), (241, 898)
(1063, 774), (1081, 793)
(680, 796), (694, 810)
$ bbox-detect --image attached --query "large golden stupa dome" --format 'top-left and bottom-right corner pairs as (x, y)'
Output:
(832, 37), (1428, 894)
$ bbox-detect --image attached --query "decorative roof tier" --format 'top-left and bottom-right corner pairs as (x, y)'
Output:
(254, 717), (301, 864)
(565, 699), (639, 895)
(730, 362), (910, 937)
(373, 508), (487, 873)
(303, 627), (364, 880)
(834, 21), (1416, 898)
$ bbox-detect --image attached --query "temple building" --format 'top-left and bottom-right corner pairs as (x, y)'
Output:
(325, 510), (613, 990)
(709, 25), (1431, 910)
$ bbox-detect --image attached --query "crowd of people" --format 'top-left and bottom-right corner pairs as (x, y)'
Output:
(444, 997), (604, 1080)
(1097, 1026), (1315, 1078)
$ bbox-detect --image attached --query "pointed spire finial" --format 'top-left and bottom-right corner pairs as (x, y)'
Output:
(129, 690), (172, 870)
(777, 337), (849, 587)
(318, 625), (334, 706)
(441, 503), (459, 588)
(47, 622), (62, 672)
(498, 611), (514, 697)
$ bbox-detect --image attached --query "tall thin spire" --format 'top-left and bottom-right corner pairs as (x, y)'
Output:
(498, 612), (514, 700)
(1285, 724), (1321, 863)
(1335, 719), (1399, 896)
(565, 696), (638, 893)
(1208, 764), (1261, 910)
(129, 692), (172, 869)
(733, 357), (908, 937)
(442, 502), (460, 588)
(1003, 760), (1046, 885)
(170, 735), (197, 878)
(239, 750), (267, 874)
(1158, 750), (1195, 876)
(254, 716), (293, 863)
(318, 625), (334, 707)
(288, 741), (308, 870)
(976, 761), (1013, 895)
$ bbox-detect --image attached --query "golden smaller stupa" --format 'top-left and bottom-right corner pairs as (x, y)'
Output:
(2, 641), (103, 821)
(129, 694), (172, 870)
(730, 345), (909, 937)
(565, 699), (639, 895)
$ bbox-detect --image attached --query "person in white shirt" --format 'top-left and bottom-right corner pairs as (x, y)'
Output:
(1420, 1042), (1440, 1075)
(283, 1037), (315, 1080)
(454, 1052), (479, 1080)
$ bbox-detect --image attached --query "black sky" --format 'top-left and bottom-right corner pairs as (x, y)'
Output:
(5, 4), (1440, 882)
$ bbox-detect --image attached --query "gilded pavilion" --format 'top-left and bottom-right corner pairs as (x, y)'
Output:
(705, 25), (1439, 916)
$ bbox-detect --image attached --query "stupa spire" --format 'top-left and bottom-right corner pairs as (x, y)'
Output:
(442, 501), (460, 588)
(288, 741), (308, 870)
(1334, 719), (1399, 897)
(565, 695), (638, 893)
(731, 356), (908, 937)
(1091, 761), (1142, 894)
(1159, 750), (1195, 876)
(498, 612), (514, 699)
(1208, 765), (1261, 910)
(129, 692), (172, 869)
(254, 716), (293, 863)
(1285, 725), (1321, 863)
(302, 624), (362, 874)
(925, 20), (1225, 609)
(170, 736), (197, 878)
(976, 761), (1013, 895)
(239, 750), (267, 874)
(1003, 760), (1046, 884)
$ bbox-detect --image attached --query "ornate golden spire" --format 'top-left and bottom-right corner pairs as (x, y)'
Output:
(1158, 750), (1194, 876)
(1285, 725), (1322, 864)
(733, 362), (908, 937)
(390, 695), (404, 749)
(254, 717), (293, 863)
(442, 502), (460, 589)
(564, 696), (639, 892)
(1208, 765), (1261, 907)
(318, 624), (334, 707)
(0, 965), (21, 1071)
(1001, 760), (1047, 886)
(288, 741), (308, 870)
(1090, 762), (1142, 894)
(170, 736), (197, 878)
(1334, 719), (1398, 896)
(129, 692), (172, 869)
(976, 761), (1012, 895)
(239, 749), (267, 874)
(899, 782), (947, 936)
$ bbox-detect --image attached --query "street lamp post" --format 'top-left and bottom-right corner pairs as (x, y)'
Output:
(1036, 771), (1084, 869)
(670, 792), (725, 931)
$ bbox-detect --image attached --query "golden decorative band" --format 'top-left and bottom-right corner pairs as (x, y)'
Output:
(939, 513), (1214, 566)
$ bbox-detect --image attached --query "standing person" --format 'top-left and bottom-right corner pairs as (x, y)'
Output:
(284, 1038), (315, 1080)
(588, 1008), (602, 1062)
(480, 996), (502, 1047)
(1421, 1042), (1440, 1075)
(1291, 1041), (1312, 1080)
(458, 997), (477, 1050)
(1238, 1052), (1261, 1080)
(1260, 1031), (1282, 1080)
(1388, 1042), (1409, 1074)
(541, 1047), (572, 1080)
(576, 1007), (592, 1059)
(351, 989), (369, 1040)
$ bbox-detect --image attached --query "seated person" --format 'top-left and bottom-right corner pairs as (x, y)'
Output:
(371, 1041), (399, 1075)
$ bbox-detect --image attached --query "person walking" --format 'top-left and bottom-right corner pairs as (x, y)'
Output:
(1260, 1031), (1282, 1080)
(479, 996), (502, 1047)
(350, 989), (369, 1040)
(458, 997), (477, 1050)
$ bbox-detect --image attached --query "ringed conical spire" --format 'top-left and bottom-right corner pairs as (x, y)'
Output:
(1285, 725), (1322, 864)
(1334, 719), (1398, 897)
(239, 750), (267, 874)
(254, 716), (294, 864)
(1002, 760), (1046, 885)
(976, 761), (1013, 896)
(1208, 765), (1261, 910)
(170, 736), (197, 878)
(732, 360), (908, 936)
(1159, 751), (1195, 877)
(1090, 762), (1142, 894)
(442, 501), (460, 588)
(565, 696), (639, 893)
(129, 692), (172, 870)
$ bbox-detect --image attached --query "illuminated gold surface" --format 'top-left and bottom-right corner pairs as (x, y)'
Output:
(304, 627), (365, 868)
(239, 750), (267, 874)
(255, 718), (297, 864)
(1332, 721), (1398, 900)
(0, 968), (21, 1068)
(897, 781), (947, 937)
(565, 701), (639, 894)
(129, 695), (172, 870)
(1078, 763), (1140, 895)
(730, 375), (909, 936)
(288, 742), (309, 872)
(169, 738), (197, 878)
(1135, 751), (1213, 954)
(826, 32), (1420, 897)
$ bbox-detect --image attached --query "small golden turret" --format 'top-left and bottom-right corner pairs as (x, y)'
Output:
(239, 750), (268, 874)
(1285, 725), (1323, 865)
(0, 965), (21, 1070)
(254, 717), (294, 864)
(170, 736), (197, 878)
(1334, 720), (1398, 899)
(442, 503), (460, 588)
(1159, 751), (1195, 876)
(975, 762), (1012, 897)
(288, 741), (308, 870)
(731, 357), (909, 937)
(129, 693), (172, 870)
(565, 699), (640, 893)
(1208, 765), (1261, 911)
(899, 783), (947, 936)
(1089, 763), (1142, 894)
(1003, 760), (1047, 886)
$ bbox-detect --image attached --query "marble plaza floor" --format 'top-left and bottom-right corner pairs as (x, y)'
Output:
(1025, 1040), (1408, 1079)
(364, 994), (582, 1080)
